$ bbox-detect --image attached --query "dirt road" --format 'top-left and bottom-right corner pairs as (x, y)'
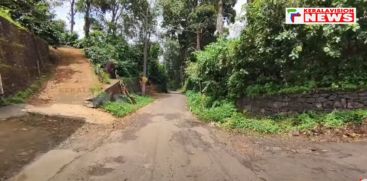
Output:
(26, 47), (115, 124)
(31, 47), (101, 105)
(11, 93), (367, 181)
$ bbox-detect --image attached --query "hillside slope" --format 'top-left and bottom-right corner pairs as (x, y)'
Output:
(30, 48), (101, 105)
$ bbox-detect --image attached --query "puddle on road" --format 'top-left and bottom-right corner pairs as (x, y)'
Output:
(0, 114), (85, 180)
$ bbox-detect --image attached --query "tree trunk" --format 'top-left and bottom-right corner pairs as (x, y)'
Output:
(141, 5), (151, 96)
(84, 0), (91, 38)
(142, 37), (148, 95)
(142, 31), (150, 96)
(216, 0), (224, 36)
(70, 0), (76, 33)
(111, 9), (117, 35)
(196, 28), (202, 50)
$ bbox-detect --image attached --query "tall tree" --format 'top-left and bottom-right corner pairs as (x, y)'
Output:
(92, 0), (125, 35)
(83, 0), (91, 37)
(49, 0), (77, 33)
(118, 0), (157, 95)
(107, 0), (122, 35)
(189, 3), (216, 50)
(215, 0), (237, 36)
(216, 0), (224, 35)
(69, 0), (76, 33)
(76, 0), (92, 37)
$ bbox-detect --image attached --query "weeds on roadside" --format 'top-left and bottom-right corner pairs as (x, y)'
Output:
(102, 95), (153, 117)
(186, 91), (367, 134)
(0, 75), (49, 106)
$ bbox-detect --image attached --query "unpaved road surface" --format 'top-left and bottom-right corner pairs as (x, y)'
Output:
(11, 94), (367, 181)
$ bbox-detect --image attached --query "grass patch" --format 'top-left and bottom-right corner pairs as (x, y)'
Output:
(102, 95), (153, 117)
(186, 91), (367, 134)
(0, 8), (25, 30)
(0, 75), (49, 106)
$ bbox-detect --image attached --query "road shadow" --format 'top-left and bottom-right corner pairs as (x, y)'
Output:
(0, 113), (85, 180)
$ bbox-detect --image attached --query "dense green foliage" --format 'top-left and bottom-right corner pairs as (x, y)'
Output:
(0, 0), (81, 46)
(81, 31), (168, 91)
(1, 0), (69, 45)
(102, 95), (153, 117)
(186, 1), (367, 99)
(0, 8), (24, 28)
(187, 91), (367, 134)
(186, 38), (239, 98)
(83, 31), (141, 77)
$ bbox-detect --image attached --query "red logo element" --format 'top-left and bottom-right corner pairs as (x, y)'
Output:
(303, 8), (355, 23)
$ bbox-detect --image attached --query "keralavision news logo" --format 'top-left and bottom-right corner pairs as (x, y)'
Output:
(286, 8), (357, 24)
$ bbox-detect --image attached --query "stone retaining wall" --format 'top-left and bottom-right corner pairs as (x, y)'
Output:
(236, 91), (367, 115)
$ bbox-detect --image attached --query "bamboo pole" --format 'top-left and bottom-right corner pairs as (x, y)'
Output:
(0, 74), (4, 95)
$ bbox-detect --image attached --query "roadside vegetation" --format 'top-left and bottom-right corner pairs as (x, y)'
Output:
(179, 1), (367, 135)
(187, 91), (367, 134)
(102, 96), (153, 117)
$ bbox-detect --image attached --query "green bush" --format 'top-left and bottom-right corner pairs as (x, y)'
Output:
(83, 31), (140, 78)
(186, 38), (239, 98)
(60, 32), (79, 46)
